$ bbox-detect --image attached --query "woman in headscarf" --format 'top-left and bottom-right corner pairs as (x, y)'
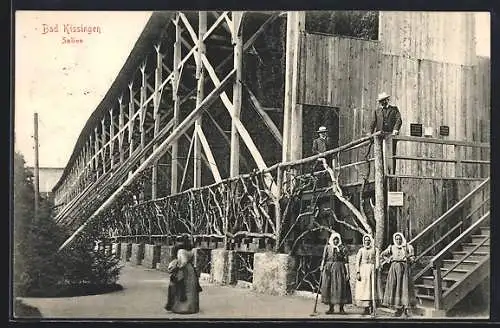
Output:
(355, 234), (380, 315)
(380, 232), (416, 317)
(164, 248), (202, 314)
(320, 231), (352, 314)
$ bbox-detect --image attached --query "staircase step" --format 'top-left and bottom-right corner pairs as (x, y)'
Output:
(441, 267), (469, 273)
(451, 251), (489, 262)
(415, 295), (436, 308)
(422, 276), (457, 288)
(461, 243), (490, 253)
(469, 236), (490, 245)
(442, 259), (479, 271)
(480, 227), (490, 236)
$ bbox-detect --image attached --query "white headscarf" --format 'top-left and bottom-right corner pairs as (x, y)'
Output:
(177, 249), (193, 267)
(328, 231), (342, 251)
(362, 234), (374, 249)
(393, 232), (407, 249)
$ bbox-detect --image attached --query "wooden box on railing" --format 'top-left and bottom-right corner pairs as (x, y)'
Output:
(201, 240), (209, 248)
(209, 240), (218, 249)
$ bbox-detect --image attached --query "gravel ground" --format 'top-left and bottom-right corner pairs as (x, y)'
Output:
(16, 263), (488, 320)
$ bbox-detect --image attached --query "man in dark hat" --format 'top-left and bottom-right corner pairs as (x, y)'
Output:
(369, 92), (402, 174)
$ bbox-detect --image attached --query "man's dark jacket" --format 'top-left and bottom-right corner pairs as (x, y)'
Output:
(312, 137), (332, 155)
(369, 105), (402, 133)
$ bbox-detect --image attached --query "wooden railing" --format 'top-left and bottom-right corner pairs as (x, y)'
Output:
(429, 211), (490, 310)
(386, 135), (490, 178)
(409, 177), (489, 261)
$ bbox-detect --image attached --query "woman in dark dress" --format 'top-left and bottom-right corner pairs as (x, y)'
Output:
(165, 249), (202, 314)
(320, 231), (352, 314)
(380, 232), (416, 317)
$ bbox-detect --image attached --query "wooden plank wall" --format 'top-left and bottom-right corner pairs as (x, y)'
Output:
(379, 11), (476, 66)
(388, 177), (483, 247)
(298, 32), (490, 182)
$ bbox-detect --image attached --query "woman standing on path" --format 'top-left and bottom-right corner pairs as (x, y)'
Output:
(320, 231), (352, 314)
(380, 232), (416, 317)
(355, 234), (380, 315)
(165, 249), (202, 314)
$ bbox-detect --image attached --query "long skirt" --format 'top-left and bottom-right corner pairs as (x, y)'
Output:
(321, 261), (352, 305)
(382, 262), (416, 308)
(169, 263), (200, 314)
(355, 263), (376, 307)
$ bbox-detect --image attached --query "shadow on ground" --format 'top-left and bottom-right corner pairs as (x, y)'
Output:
(24, 283), (123, 298)
(14, 299), (42, 318)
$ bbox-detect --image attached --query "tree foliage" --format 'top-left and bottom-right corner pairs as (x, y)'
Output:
(13, 152), (121, 298)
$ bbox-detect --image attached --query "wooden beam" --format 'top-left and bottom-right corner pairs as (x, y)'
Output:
(374, 135), (385, 250)
(151, 44), (163, 199)
(205, 12), (230, 40)
(197, 127), (222, 182)
(57, 68), (236, 252)
(206, 111), (250, 170)
(245, 83), (283, 146)
(211, 11), (231, 34)
(201, 54), (267, 171)
(290, 12), (305, 162)
(194, 11), (207, 188)
(171, 14), (181, 195)
(109, 107), (115, 169)
(179, 13), (199, 48)
(230, 11), (243, 178)
(118, 97), (125, 163)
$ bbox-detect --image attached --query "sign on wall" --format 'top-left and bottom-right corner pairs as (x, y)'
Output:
(388, 191), (404, 206)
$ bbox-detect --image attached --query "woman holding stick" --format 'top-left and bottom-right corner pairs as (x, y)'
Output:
(355, 234), (380, 315)
(380, 232), (416, 317)
(320, 231), (352, 314)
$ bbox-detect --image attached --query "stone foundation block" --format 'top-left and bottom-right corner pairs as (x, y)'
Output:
(112, 243), (121, 258)
(130, 243), (145, 266)
(210, 249), (236, 285)
(142, 244), (161, 269)
(158, 245), (177, 272)
(192, 248), (210, 275)
(252, 252), (296, 296)
(120, 243), (132, 262)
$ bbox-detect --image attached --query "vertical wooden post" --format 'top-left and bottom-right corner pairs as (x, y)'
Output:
(118, 97), (125, 164)
(128, 83), (135, 176)
(283, 11), (305, 165)
(171, 15), (181, 195)
(33, 112), (40, 221)
(282, 12), (294, 163)
(374, 135), (386, 250)
(140, 65), (147, 153)
(94, 127), (100, 178)
(109, 107), (115, 169)
(433, 261), (443, 310)
(230, 11), (243, 177)
(194, 11), (206, 188)
(274, 165), (282, 252)
(152, 45), (163, 199)
(454, 144), (462, 177)
(101, 119), (107, 174)
(290, 12), (305, 162)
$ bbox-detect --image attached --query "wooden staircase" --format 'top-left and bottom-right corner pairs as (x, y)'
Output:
(409, 178), (490, 317)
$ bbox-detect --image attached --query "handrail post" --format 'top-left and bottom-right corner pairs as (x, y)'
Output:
(433, 260), (443, 310)
(374, 134), (385, 249)
(274, 166), (282, 252)
(455, 145), (462, 178)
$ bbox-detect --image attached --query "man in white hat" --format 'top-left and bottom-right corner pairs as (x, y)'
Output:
(369, 92), (402, 174)
(312, 126), (332, 156)
(369, 92), (402, 136)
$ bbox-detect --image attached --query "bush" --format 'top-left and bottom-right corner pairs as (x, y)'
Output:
(13, 152), (122, 298)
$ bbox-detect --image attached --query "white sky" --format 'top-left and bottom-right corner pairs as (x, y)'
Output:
(14, 11), (490, 168)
